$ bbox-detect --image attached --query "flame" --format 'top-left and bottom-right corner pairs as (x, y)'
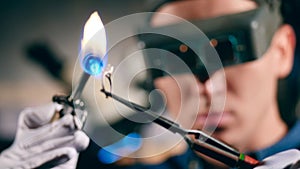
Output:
(80, 11), (107, 76)
(81, 11), (106, 55)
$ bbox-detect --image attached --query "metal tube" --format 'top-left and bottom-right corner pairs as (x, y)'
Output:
(70, 72), (90, 100)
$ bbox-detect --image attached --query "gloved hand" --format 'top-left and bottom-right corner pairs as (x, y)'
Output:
(254, 149), (300, 169)
(0, 103), (90, 169)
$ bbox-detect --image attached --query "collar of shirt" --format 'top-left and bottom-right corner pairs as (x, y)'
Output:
(253, 120), (300, 160)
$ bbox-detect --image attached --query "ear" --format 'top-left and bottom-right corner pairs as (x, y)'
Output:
(269, 24), (296, 78)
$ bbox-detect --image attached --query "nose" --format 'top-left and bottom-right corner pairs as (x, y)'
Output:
(197, 70), (227, 107)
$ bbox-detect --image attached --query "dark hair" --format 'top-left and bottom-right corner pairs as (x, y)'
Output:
(281, 0), (300, 26)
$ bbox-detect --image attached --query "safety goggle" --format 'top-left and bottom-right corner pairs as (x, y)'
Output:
(138, 0), (282, 81)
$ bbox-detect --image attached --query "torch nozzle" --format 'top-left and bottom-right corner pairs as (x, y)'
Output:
(70, 72), (90, 101)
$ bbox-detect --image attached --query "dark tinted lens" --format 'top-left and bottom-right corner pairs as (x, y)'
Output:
(164, 43), (209, 82)
(170, 44), (199, 70)
(209, 36), (237, 66)
(216, 40), (235, 62)
(141, 33), (241, 81)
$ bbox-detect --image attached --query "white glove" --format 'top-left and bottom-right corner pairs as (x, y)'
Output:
(254, 149), (300, 169)
(0, 103), (90, 169)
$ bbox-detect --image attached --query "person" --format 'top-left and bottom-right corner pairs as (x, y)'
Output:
(102, 0), (300, 168)
(0, 0), (300, 169)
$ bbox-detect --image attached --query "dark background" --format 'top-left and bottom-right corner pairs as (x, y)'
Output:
(0, 0), (145, 139)
(0, 0), (299, 168)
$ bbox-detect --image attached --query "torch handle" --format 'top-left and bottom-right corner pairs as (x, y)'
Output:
(50, 110), (61, 122)
(51, 94), (87, 129)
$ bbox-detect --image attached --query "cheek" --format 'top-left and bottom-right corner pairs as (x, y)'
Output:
(224, 61), (275, 126)
(226, 61), (274, 106)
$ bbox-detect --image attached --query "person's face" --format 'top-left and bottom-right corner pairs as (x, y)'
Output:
(151, 0), (294, 152)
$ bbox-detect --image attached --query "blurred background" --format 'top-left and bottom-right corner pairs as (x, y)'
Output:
(0, 0), (146, 140)
(0, 0), (299, 168)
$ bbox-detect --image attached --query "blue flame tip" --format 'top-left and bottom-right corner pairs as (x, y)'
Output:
(82, 54), (104, 76)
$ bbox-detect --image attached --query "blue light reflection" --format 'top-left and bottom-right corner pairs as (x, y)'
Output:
(97, 133), (142, 164)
